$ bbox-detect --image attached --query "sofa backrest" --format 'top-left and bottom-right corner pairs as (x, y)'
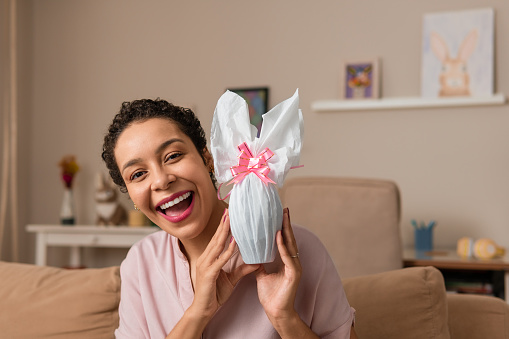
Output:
(280, 177), (402, 278)
(343, 266), (451, 339)
(0, 261), (120, 339)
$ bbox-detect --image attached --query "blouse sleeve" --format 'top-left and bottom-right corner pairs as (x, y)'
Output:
(115, 246), (150, 339)
(294, 226), (355, 338)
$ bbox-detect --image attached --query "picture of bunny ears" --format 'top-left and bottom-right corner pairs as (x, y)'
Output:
(421, 8), (494, 98)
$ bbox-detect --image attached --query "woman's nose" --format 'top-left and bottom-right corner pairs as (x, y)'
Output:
(151, 167), (176, 191)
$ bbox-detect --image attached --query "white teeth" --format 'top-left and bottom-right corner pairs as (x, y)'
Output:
(160, 192), (191, 210)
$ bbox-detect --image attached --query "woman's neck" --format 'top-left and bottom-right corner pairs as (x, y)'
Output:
(179, 199), (228, 264)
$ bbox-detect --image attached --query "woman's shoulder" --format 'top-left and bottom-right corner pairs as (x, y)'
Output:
(291, 224), (334, 270)
(290, 225), (353, 335)
(292, 224), (327, 253)
(129, 229), (172, 254)
(121, 229), (183, 273)
(292, 224), (320, 240)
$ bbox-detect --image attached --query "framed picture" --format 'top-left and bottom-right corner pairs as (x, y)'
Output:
(340, 59), (380, 100)
(229, 87), (269, 137)
(421, 8), (494, 97)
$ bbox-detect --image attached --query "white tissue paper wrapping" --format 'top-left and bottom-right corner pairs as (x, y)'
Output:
(210, 89), (303, 264)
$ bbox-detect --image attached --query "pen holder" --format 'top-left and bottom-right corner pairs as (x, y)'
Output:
(415, 227), (433, 252)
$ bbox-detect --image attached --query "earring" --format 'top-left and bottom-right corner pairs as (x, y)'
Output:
(134, 203), (139, 211)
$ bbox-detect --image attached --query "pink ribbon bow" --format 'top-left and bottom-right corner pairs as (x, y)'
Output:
(230, 142), (275, 185)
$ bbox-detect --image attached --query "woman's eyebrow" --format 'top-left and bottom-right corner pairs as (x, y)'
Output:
(155, 138), (184, 155)
(121, 138), (185, 174)
(121, 158), (142, 174)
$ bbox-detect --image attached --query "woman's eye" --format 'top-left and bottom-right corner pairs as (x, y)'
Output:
(165, 152), (182, 162)
(130, 171), (145, 181)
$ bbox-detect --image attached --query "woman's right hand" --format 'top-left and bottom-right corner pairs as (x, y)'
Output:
(167, 209), (258, 339)
(191, 209), (259, 320)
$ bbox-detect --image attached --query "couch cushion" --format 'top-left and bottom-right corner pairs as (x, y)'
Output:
(448, 293), (509, 339)
(343, 266), (450, 339)
(0, 261), (120, 339)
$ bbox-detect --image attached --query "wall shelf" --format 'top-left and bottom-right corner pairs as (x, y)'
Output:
(311, 93), (507, 112)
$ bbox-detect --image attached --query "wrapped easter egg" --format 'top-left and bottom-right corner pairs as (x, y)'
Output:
(210, 90), (303, 264)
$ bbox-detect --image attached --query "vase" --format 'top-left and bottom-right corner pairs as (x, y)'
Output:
(60, 188), (75, 225)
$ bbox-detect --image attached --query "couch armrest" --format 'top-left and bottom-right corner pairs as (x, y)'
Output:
(448, 293), (509, 339)
(342, 266), (450, 339)
(0, 261), (120, 339)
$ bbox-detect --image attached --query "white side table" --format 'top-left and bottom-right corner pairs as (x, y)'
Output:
(26, 225), (159, 267)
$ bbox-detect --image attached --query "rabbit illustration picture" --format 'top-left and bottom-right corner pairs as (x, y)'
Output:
(430, 29), (478, 97)
(95, 172), (127, 226)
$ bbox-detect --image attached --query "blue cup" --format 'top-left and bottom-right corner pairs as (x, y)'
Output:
(415, 227), (433, 252)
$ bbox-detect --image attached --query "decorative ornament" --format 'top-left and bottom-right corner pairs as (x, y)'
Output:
(58, 155), (79, 225)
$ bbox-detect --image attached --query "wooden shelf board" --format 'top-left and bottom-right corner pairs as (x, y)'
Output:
(312, 93), (507, 112)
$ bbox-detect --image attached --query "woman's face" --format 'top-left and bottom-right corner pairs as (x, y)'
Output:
(114, 118), (219, 240)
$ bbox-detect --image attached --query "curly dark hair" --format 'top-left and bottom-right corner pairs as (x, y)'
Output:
(101, 98), (216, 193)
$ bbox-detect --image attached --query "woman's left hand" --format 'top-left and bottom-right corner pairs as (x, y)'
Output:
(255, 208), (302, 323)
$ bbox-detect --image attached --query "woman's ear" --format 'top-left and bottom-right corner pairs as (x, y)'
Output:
(202, 148), (214, 172)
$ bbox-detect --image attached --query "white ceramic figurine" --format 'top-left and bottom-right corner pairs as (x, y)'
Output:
(95, 172), (127, 226)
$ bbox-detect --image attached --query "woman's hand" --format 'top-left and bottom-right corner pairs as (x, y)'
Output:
(192, 209), (259, 320)
(255, 208), (320, 338)
(168, 209), (259, 339)
(255, 208), (303, 322)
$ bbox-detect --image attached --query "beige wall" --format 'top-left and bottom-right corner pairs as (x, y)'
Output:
(19, 0), (509, 265)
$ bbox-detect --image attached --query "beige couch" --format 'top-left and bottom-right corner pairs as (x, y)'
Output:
(2, 177), (507, 338)
(1, 261), (508, 338)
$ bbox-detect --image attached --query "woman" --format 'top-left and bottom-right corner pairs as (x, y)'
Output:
(102, 98), (356, 338)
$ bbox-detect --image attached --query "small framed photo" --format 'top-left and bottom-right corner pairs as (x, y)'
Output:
(340, 59), (380, 100)
(228, 87), (269, 137)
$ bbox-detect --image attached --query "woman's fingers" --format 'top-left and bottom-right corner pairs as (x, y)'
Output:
(254, 263), (268, 280)
(228, 263), (260, 286)
(279, 208), (300, 264)
(276, 230), (293, 267)
(200, 209), (231, 265)
(211, 233), (237, 271)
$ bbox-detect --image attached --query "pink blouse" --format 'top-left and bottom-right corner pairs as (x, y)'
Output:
(115, 225), (355, 338)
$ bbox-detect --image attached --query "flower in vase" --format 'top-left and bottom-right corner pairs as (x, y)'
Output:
(58, 155), (80, 188)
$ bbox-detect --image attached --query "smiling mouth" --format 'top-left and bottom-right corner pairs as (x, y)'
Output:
(157, 191), (193, 220)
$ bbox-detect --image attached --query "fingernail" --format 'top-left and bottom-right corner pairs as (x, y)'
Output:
(230, 236), (234, 243)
